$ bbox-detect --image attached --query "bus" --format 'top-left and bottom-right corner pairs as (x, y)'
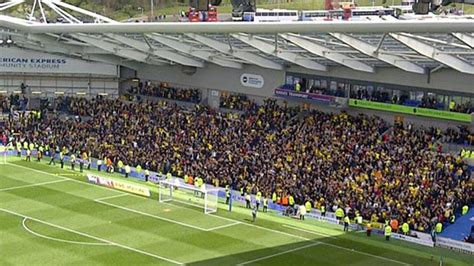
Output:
(301, 7), (395, 21)
(349, 7), (396, 20)
(300, 10), (344, 21)
(243, 9), (299, 22)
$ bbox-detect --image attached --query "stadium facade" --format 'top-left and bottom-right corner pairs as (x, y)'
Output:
(1, 1), (474, 101)
(0, 0), (473, 250)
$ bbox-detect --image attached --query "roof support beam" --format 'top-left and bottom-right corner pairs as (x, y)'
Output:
(3, 19), (474, 34)
(330, 33), (425, 74)
(390, 33), (474, 74)
(15, 42), (81, 57)
(374, 33), (387, 53)
(81, 54), (145, 69)
(401, 33), (470, 49)
(186, 33), (283, 70)
(106, 33), (204, 67)
(146, 33), (242, 69)
(232, 33), (327, 71)
(26, 33), (106, 54)
(452, 33), (474, 48)
(0, 0), (24, 11)
(41, 2), (82, 24)
(51, 0), (115, 23)
(72, 34), (165, 65)
(280, 33), (374, 73)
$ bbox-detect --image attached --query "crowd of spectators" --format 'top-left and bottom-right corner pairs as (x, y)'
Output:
(3, 95), (473, 233)
(127, 81), (201, 103)
(0, 94), (28, 113)
(281, 82), (346, 97)
(219, 93), (258, 111)
(283, 83), (473, 114)
(443, 126), (474, 146)
(0, 96), (11, 113)
(350, 87), (473, 114)
(451, 101), (474, 114)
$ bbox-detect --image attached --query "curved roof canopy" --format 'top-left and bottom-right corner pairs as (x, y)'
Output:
(1, 0), (474, 74)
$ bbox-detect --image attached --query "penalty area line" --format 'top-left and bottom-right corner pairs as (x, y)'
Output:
(282, 224), (337, 239)
(281, 225), (411, 266)
(236, 242), (321, 266)
(94, 198), (210, 232)
(94, 193), (129, 202)
(0, 179), (69, 192)
(0, 208), (183, 265)
(205, 222), (241, 231)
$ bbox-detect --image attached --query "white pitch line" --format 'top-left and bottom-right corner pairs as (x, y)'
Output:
(0, 179), (69, 192)
(22, 218), (111, 246)
(95, 199), (209, 232)
(281, 225), (411, 266)
(211, 217), (410, 266)
(100, 193), (241, 231)
(0, 208), (183, 265)
(156, 198), (241, 224)
(282, 224), (337, 239)
(321, 242), (412, 266)
(6, 163), (118, 193)
(94, 193), (129, 202)
(7, 163), (238, 232)
(5, 163), (410, 265)
(236, 242), (322, 266)
(205, 222), (241, 231)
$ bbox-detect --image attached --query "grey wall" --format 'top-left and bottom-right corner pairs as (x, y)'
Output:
(137, 64), (285, 98)
(138, 64), (474, 97)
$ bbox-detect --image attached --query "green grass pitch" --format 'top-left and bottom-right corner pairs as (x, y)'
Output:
(0, 157), (472, 265)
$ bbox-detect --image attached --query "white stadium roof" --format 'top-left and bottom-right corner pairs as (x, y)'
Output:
(1, 0), (474, 74)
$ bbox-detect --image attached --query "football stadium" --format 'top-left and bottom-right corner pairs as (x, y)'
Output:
(0, 0), (474, 265)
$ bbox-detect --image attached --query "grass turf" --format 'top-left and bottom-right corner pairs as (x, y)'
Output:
(0, 157), (473, 265)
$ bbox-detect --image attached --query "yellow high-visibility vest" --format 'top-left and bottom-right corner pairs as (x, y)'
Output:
(385, 226), (392, 236)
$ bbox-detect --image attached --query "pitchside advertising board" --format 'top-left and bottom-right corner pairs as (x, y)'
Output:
(87, 174), (151, 197)
(0, 47), (118, 76)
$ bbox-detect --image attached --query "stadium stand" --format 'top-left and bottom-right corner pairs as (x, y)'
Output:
(126, 81), (201, 103)
(281, 82), (474, 114)
(219, 92), (258, 111)
(3, 94), (472, 234)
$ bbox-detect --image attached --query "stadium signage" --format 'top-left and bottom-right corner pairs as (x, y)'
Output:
(392, 233), (434, 247)
(349, 99), (472, 123)
(87, 174), (151, 197)
(240, 73), (264, 88)
(0, 47), (118, 76)
(437, 237), (474, 254)
(274, 88), (336, 104)
(0, 57), (67, 70)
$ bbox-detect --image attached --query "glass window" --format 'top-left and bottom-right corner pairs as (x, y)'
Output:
(436, 94), (445, 104)
(313, 80), (321, 90)
(452, 96), (462, 105)
(321, 80), (327, 89)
